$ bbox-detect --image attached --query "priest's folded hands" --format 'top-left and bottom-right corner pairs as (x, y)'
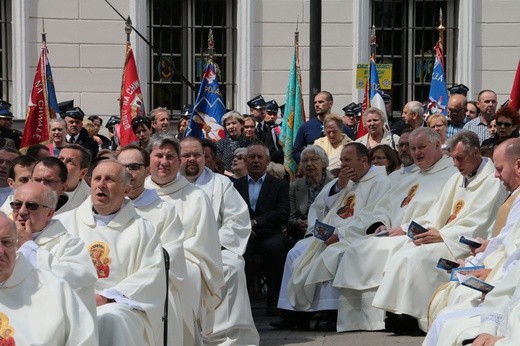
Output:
(412, 227), (443, 245)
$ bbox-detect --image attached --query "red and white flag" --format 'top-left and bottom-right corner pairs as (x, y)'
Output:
(119, 43), (145, 146)
(21, 46), (53, 149)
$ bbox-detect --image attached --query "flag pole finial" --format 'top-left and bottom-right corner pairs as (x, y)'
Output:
(207, 29), (215, 61)
(41, 18), (47, 44)
(370, 25), (377, 58)
(438, 9), (445, 48)
(125, 16), (132, 43)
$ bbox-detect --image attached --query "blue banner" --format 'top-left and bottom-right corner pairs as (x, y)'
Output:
(45, 48), (59, 114)
(369, 57), (387, 117)
(427, 45), (449, 116)
(185, 61), (226, 141)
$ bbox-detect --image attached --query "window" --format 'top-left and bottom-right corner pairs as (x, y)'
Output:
(0, 0), (12, 102)
(148, 0), (236, 119)
(371, 0), (458, 112)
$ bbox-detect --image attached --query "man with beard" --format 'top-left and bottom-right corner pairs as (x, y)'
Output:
(179, 137), (259, 345)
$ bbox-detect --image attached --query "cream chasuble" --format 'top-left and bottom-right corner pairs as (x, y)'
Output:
(372, 158), (507, 331)
(0, 254), (97, 345)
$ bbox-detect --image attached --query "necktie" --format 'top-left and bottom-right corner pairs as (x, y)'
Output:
(69, 136), (75, 144)
(256, 123), (263, 135)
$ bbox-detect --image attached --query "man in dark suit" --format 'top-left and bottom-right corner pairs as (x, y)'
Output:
(63, 107), (99, 160)
(233, 142), (290, 315)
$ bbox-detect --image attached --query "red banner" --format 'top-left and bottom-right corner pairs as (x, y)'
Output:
(509, 60), (520, 111)
(356, 80), (369, 139)
(119, 43), (145, 146)
(20, 47), (51, 149)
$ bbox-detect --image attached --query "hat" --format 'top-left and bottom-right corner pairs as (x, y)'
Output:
(58, 100), (74, 115)
(381, 92), (392, 103)
(448, 84), (469, 96)
(132, 116), (151, 129)
(181, 104), (194, 117)
(342, 102), (361, 116)
(105, 116), (120, 129)
(265, 100), (279, 113)
(0, 101), (12, 119)
(63, 107), (85, 120)
(247, 95), (266, 109)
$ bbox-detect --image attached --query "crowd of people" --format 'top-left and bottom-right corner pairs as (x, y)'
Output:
(0, 86), (519, 346)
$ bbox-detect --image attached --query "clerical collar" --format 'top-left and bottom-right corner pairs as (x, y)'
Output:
(32, 230), (43, 241)
(463, 158), (486, 187)
(195, 167), (212, 186)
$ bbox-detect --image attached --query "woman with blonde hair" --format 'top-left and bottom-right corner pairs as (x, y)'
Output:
(427, 113), (449, 153)
(355, 107), (399, 151)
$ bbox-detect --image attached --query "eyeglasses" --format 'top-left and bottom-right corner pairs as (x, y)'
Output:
(10, 201), (51, 211)
(496, 121), (513, 128)
(448, 107), (465, 114)
(124, 163), (146, 171)
(0, 237), (16, 248)
(32, 177), (61, 186)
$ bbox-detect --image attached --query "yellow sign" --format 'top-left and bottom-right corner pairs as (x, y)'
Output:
(356, 64), (393, 90)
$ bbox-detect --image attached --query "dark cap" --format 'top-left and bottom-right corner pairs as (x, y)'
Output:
(105, 116), (120, 129)
(247, 95), (266, 109)
(63, 107), (85, 120)
(381, 92), (392, 103)
(448, 84), (469, 96)
(265, 100), (279, 113)
(181, 104), (194, 117)
(58, 100), (74, 115)
(342, 102), (361, 116)
(0, 100), (12, 119)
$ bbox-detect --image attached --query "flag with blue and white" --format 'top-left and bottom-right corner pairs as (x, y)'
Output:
(185, 61), (226, 141)
(369, 57), (387, 119)
(427, 44), (449, 116)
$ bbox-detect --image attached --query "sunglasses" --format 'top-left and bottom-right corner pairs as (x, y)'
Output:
(496, 121), (513, 128)
(124, 163), (146, 171)
(10, 201), (51, 211)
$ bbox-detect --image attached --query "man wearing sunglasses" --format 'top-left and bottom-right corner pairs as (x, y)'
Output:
(12, 182), (97, 321)
(0, 212), (97, 345)
(117, 144), (186, 344)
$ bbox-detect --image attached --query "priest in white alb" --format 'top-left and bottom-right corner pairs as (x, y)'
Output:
(332, 127), (457, 331)
(117, 144), (186, 345)
(180, 137), (259, 345)
(145, 136), (224, 344)
(372, 131), (508, 333)
(0, 212), (97, 345)
(58, 160), (166, 346)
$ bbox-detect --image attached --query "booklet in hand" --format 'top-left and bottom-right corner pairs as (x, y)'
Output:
(450, 266), (486, 282)
(459, 236), (482, 248)
(460, 276), (494, 294)
(408, 221), (428, 239)
(313, 220), (335, 241)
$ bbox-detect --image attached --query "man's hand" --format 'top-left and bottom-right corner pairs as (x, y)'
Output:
(472, 333), (502, 346)
(96, 294), (109, 306)
(298, 219), (308, 230)
(388, 227), (406, 237)
(336, 166), (356, 189)
(413, 227), (443, 245)
(325, 234), (339, 246)
(15, 218), (34, 247)
(471, 238), (489, 256)
(471, 268), (492, 281)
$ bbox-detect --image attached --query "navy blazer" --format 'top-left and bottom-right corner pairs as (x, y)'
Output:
(233, 173), (290, 239)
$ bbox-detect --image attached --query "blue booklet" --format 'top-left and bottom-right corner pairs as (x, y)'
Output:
(407, 221), (428, 239)
(460, 276), (494, 294)
(313, 220), (335, 241)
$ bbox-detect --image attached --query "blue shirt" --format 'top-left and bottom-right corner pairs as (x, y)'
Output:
(247, 173), (266, 211)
